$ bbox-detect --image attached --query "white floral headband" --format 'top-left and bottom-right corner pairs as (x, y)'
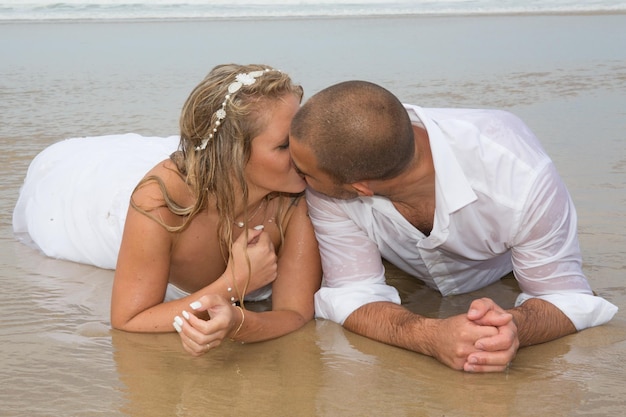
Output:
(195, 68), (280, 151)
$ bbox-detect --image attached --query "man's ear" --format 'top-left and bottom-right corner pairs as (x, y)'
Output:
(350, 181), (374, 197)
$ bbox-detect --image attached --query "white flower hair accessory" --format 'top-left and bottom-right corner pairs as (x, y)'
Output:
(196, 68), (280, 151)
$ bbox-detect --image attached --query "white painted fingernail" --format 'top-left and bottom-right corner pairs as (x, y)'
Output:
(253, 224), (264, 230)
(189, 301), (202, 310)
(182, 310), (190, 320)
(174, 316), (184, 326)
(173, 321), (182, 333)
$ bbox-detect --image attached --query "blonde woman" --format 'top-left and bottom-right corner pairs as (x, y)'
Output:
(13, 64), (321, 355)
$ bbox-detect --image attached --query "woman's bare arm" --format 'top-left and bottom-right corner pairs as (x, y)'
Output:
(110, 167), (278, 333)
(175, 197), (322, 352)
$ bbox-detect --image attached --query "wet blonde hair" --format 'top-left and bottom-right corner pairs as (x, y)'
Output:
(132, 63), (303, 257)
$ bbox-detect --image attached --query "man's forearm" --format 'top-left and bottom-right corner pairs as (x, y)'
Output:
(342, 301), (506, 371)
(343, 301), (435, 356)
(509, 298), (576, 347)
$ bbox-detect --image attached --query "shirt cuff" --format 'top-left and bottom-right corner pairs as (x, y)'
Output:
(314, 284), (401, 325)
(515, 292), (618, 331)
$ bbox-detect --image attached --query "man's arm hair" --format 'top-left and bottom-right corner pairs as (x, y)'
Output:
(509, 298), (576, 347)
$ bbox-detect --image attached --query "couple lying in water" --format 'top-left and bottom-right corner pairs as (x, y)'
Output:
(14, 63), (617, 373)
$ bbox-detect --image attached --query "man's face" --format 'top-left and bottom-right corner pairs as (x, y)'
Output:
(288, 136), (359, 200)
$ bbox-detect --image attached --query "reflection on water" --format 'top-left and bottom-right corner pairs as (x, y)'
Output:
(4, 240), (625, 416)
(113, 325), (323, 416)
(1, 15), (625, 417)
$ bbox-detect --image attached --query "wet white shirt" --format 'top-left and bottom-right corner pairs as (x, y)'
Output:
(308, 105), (617, 330)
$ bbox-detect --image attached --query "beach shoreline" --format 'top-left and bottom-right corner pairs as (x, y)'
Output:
(1, 12), (625, 417)
(2, 9), (626, 25)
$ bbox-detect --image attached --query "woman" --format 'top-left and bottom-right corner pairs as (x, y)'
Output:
(13, 64), (321, 355)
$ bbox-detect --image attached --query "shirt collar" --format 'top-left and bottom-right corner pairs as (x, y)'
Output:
(403, 104), (477, 219)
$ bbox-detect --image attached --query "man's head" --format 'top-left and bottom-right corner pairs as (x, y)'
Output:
(289, 80), (414, 198)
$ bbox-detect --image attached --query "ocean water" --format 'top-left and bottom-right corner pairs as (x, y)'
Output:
(1, 9), (625, 417)
(1, 0), (626, 21)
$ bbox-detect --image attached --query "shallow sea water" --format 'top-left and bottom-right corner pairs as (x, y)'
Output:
(1, 14), (625, 416)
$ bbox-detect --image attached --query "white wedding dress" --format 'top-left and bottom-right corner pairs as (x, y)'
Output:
(13, 133), (180, 269)
(14, 132), (273, 302)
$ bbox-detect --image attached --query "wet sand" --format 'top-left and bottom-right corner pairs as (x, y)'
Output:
(1, 14), (625, 416)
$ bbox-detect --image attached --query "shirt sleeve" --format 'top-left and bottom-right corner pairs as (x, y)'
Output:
(511, 162), (618, 330)
(306, 189), (401, 325)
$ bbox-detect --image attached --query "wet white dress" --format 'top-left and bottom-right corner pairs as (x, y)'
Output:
(13, 133), (180, 270)
(13, 133), (273, 302)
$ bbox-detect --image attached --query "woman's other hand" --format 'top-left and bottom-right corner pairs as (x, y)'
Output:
(228, 225), (278, 295)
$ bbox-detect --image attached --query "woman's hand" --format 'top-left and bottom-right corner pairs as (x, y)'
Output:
(173, 294), (242, 356)
(227, 225), (278, 296)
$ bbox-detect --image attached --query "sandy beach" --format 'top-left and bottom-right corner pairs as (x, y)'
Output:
(1, 13), (625, 416)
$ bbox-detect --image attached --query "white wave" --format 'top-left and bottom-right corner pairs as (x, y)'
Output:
(1, 0), (625, 21)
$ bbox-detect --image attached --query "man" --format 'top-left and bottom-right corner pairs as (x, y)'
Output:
(288, 80), (617, 373)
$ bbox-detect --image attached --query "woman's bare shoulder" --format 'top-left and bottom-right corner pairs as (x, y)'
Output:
(134, 158), (194, 207)
(271, 193), (310, 228)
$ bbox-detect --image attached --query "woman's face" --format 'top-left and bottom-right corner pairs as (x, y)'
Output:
(244, 94), (306, 196)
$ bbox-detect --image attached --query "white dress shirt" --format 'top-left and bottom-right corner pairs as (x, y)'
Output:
(308, 104), (617, 330)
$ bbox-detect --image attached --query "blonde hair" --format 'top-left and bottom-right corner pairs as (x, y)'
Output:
(132, 63), (303, 259)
